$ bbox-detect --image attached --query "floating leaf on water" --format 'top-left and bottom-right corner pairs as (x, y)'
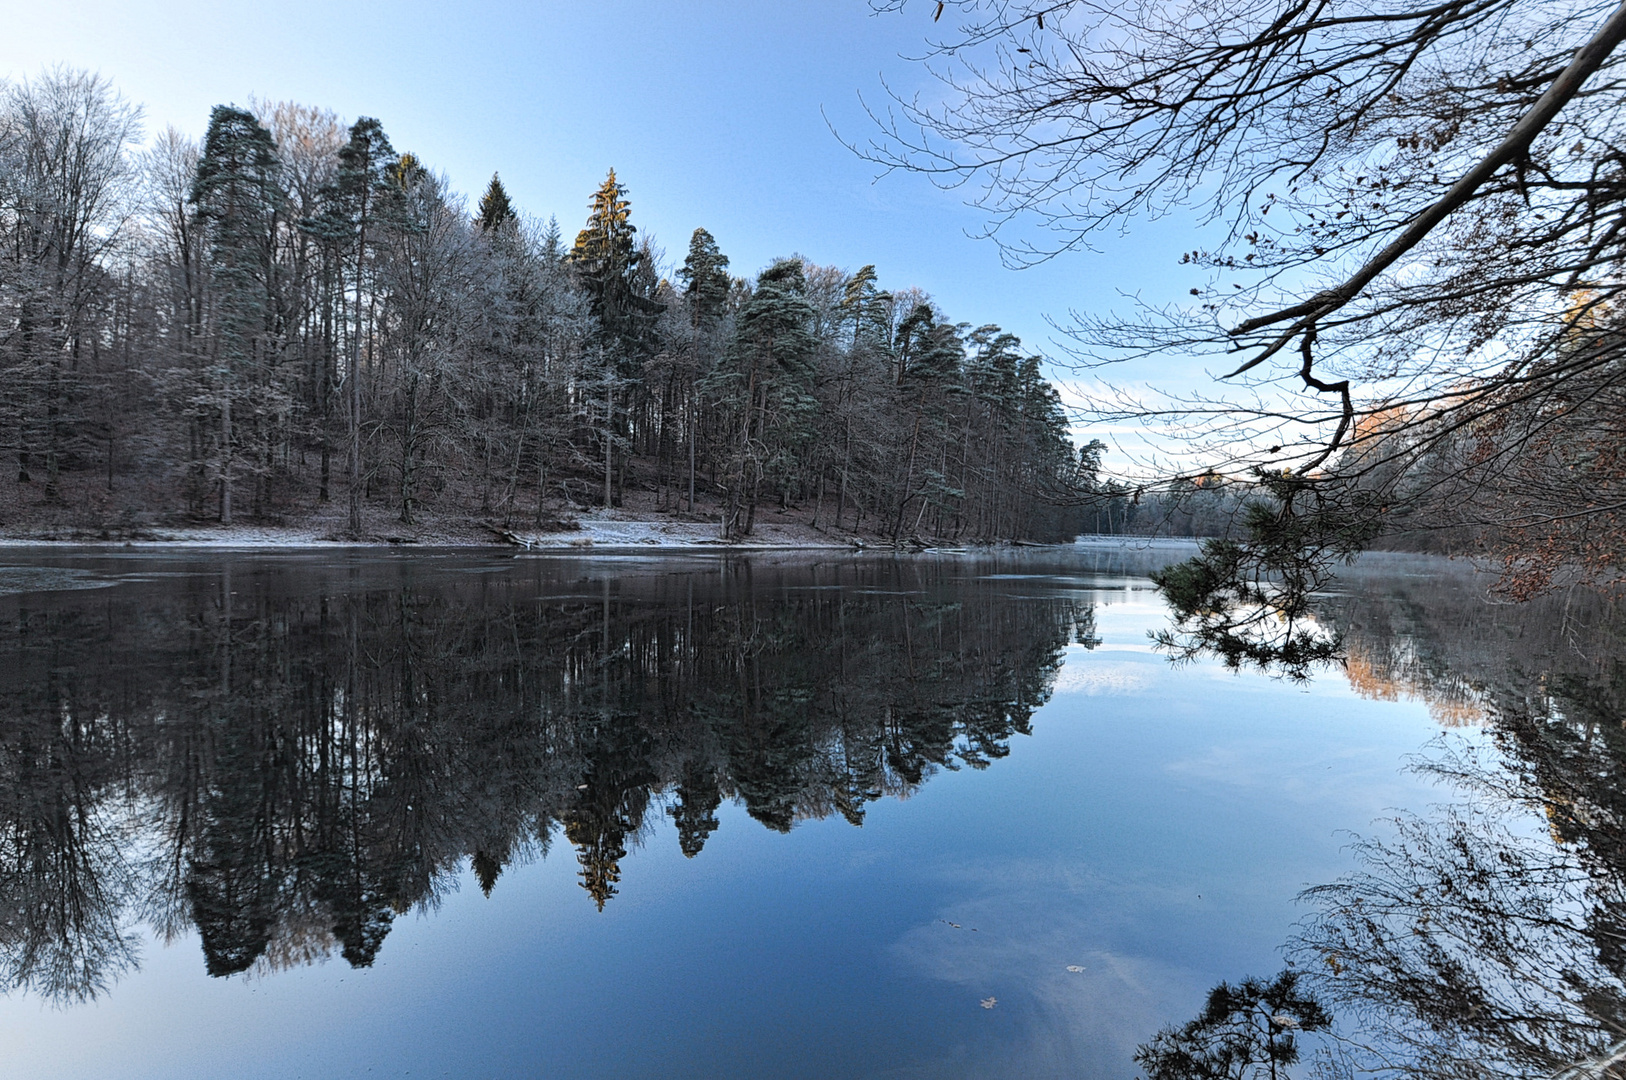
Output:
(980, 996), (997, 1009)
(1066, 965), (1086, 973)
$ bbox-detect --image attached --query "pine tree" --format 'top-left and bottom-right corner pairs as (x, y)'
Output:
(1135, 971), (1331, 1080)
(733, 259), (817, 378)
(819, 265), (894, 531)
(475, 172), (516, 232)
(887, 303), (965, 539)
(839, 264), (892, 350)
(678, 227), (730, 328)
(670, 764), (722, 858)
(707, 257), (818, 537)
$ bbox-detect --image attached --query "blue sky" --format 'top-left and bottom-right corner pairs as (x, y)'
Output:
(7, 0), (1224, 453)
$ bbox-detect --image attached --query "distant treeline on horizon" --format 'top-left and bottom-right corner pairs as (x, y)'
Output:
(0, 68), (1138, 543)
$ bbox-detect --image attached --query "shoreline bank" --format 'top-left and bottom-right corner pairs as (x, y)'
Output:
(0, 527), (1191, 554)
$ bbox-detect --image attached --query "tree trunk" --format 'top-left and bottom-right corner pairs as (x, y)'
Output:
(603, 386), (614, 509)
(895, 414), (921, 541)
(399, 376), (417, 525)
(221, 377), (233, 526)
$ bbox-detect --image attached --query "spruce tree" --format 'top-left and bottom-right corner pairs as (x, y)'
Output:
(568, 170), (664, 506)
(676, 228), (732, 510)
(476, 172), (516, 232)
(190, 105), (282, 526)
(569, 169), (661, 356)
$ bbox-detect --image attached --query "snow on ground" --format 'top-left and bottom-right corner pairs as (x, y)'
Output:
(0, 524), (343, 548)
(0, 514), (855, 551)
(502, 517), (852, 551)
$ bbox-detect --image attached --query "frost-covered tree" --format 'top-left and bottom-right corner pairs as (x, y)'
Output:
(308, 116), (397, 534)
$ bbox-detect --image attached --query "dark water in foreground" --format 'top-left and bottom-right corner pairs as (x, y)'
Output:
(0, 546), (1620, 1080)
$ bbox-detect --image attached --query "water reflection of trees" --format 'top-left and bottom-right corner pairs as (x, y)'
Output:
(1144, 561), (1626, 1080)
(0, 556), (1090, 1000)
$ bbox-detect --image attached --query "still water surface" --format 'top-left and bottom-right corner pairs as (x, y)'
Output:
(0, 546), (1613, 1079)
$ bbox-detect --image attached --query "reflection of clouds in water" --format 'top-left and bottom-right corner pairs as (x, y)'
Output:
(1164, 744), (1247, 782)
(890, 880), (1195, 1080)
(1161, 745), (1298, 792)
(1162, 738), (1418, 806)
(1052, 660), (1153, 695)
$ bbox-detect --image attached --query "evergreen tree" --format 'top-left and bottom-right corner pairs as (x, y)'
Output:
(839, 264), (892, 350)
(569, 169), (662, 361)
(673, 227), (732, 509)
(0, 70), (1099, 546)
(475, 172), (515, 233)
(189, 105), (282, 526)
(562, 727), (657, 911)
(670, 767), (722, 858)
(677, 227), (730, 328)
(1135, 970), (1331, 1080)
(888, 303), (965, 539)
(470, 850), (504, 897)
(707, 258), (818, 537)
(569, 170), (664, 506)
(389, 151), (426, 193)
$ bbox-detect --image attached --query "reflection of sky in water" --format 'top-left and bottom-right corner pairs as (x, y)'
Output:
(0, 559), (1447, 1080)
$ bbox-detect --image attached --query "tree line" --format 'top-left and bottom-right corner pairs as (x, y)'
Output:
(0, 69), (1100, 543)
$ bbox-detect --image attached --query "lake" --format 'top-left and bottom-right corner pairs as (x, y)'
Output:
(0, 545), (1617, 1080)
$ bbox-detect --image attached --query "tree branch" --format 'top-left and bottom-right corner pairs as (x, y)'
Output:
(1231, 0), (1626, 346)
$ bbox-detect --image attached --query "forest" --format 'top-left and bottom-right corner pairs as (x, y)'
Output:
(0, 69), (1101, 546)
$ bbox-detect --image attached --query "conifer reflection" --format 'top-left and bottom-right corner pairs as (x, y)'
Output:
(0, 556), (1088, 998)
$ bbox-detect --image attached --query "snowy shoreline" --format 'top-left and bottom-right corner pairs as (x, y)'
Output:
(0, 516), (877, 552)
(0, 521), (848, 552)
(0, 524), (1197, 553)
